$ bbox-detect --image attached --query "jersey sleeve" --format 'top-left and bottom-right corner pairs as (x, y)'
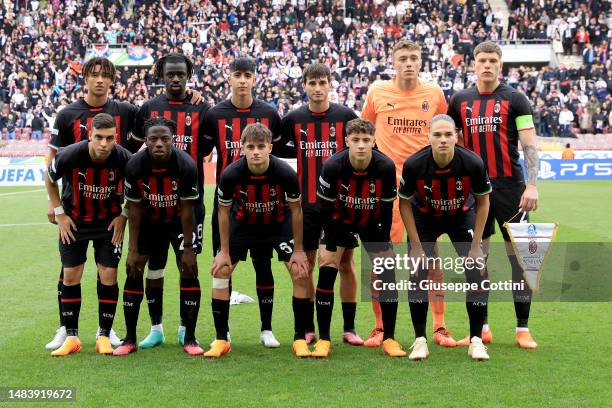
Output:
(281, 163), (301, 203)
(381, 160), (397, 201)
(317, 160), (337, 203)
(201, 110), (216, 156)
(274, 114), (297, 158)
(197, 105), (212, 158)
(269, 110), (283, 143)
(360, 88), (377, 123)
(179, 157), (199, 201)
(470, 155), (492, 196)
(130, 103), (148, 143)
(48, 110), (72, 151)
(512, 91), (535, 130)
(435, 87), (448, 115)
(447, 94), (462, 129)
(47, 147), (73, 182)
(216, 168), (235, 207)
(124, 162), (143, 202)
(398, 159), (416, 200)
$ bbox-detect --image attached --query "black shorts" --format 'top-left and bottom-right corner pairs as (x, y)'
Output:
(59, 221), (122, 268)
(230, 221), (294, 264)
(303, 204), (323, 251)
(138, 220), (198, 271)
(484, 183), (527, 241)
(413, 210), (475, 258)
(320, 223), (391, 253)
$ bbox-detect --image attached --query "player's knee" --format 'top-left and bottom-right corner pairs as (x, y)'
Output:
(98, 266), (117, 285)
(212, 276), (230, 290)
(62, 266), (83, 285)
(317, 252), (338, 269)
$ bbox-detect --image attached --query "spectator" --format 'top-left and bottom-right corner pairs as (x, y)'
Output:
(592, 107), (607, 134)
(31, 112), (45, 140)
(558, 105), (575, 137)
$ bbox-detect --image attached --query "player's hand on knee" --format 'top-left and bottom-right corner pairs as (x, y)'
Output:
(108, 215), (127, 245)
(288, 250), (309, 279)
(408, 246), (427, 277)
(467, 246), (486, 276)
(126, 249), (145, 278)
(519, 185), (539, 212)
(211, 251), (232, 277)
(181, 248), (198, 277)
(57, 214), (77, 244)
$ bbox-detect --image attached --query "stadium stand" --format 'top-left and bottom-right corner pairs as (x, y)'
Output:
(0, 0), (611, 156)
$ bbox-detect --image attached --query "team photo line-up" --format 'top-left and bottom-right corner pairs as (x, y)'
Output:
(44, 38), (540, 361)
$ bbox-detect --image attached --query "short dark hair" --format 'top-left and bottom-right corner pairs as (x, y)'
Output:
(302, 63), (331, 83)
(241, 123), (272, 144)
(91, 113), (117, 130)
(229, 57), (257, 73)
(346, 118), (375, 136)
(82, 57), (116, 80)
(473, 41), (502, 59)
(566, 143), (571, 148)
(144, 117), (176, 137)
(153, 53), (194, 80)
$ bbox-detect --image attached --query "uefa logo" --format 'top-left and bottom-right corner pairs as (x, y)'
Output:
(528, 224), (537, 236)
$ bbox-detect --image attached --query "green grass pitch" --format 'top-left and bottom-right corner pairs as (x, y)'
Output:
(0, 181), (610, 406)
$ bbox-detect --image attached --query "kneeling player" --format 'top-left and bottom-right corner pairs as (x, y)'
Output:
(399, 115), (491, 361)
(45, 113), (132, 356)
(315, 119), (404, 358)
(209, 123), (309, 358)
(113, 117), (203, 356)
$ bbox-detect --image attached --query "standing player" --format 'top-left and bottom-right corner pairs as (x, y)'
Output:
(361, 40), (451, 347)
(314, 119), (403, 358)
(448, 41), (540, 349)
(113, 117), (203, 356)
(208, 124), (309, 358)
(130, 53), (210, 349)
(279, 63), (363, 346)
(204, 57), (283, 347)
(45, 57), (138, 350)
(45, 113), (132, 356)
(398, 115), (491, 361)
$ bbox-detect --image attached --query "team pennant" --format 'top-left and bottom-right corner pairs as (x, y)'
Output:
(504, 217), (559, 291)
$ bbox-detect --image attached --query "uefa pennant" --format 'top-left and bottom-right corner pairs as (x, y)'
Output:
(504, 220), (559, 291)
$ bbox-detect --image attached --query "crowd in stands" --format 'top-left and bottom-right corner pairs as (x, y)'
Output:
(0, 0), (611, 144)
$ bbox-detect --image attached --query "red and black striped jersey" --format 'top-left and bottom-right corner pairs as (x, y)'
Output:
(279, 103), (358, 205)
(49, 98), (139, 153)
(124, 147), (199, 224)
(399, 145), (491, 217)
(203, 99), (281, 180)
(217, 155), (300, 230)
(448, 84), (534, 188)
(317, 149), (397, 229)
(47, 140), (132, 224)
(132, 94), (211, 200)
